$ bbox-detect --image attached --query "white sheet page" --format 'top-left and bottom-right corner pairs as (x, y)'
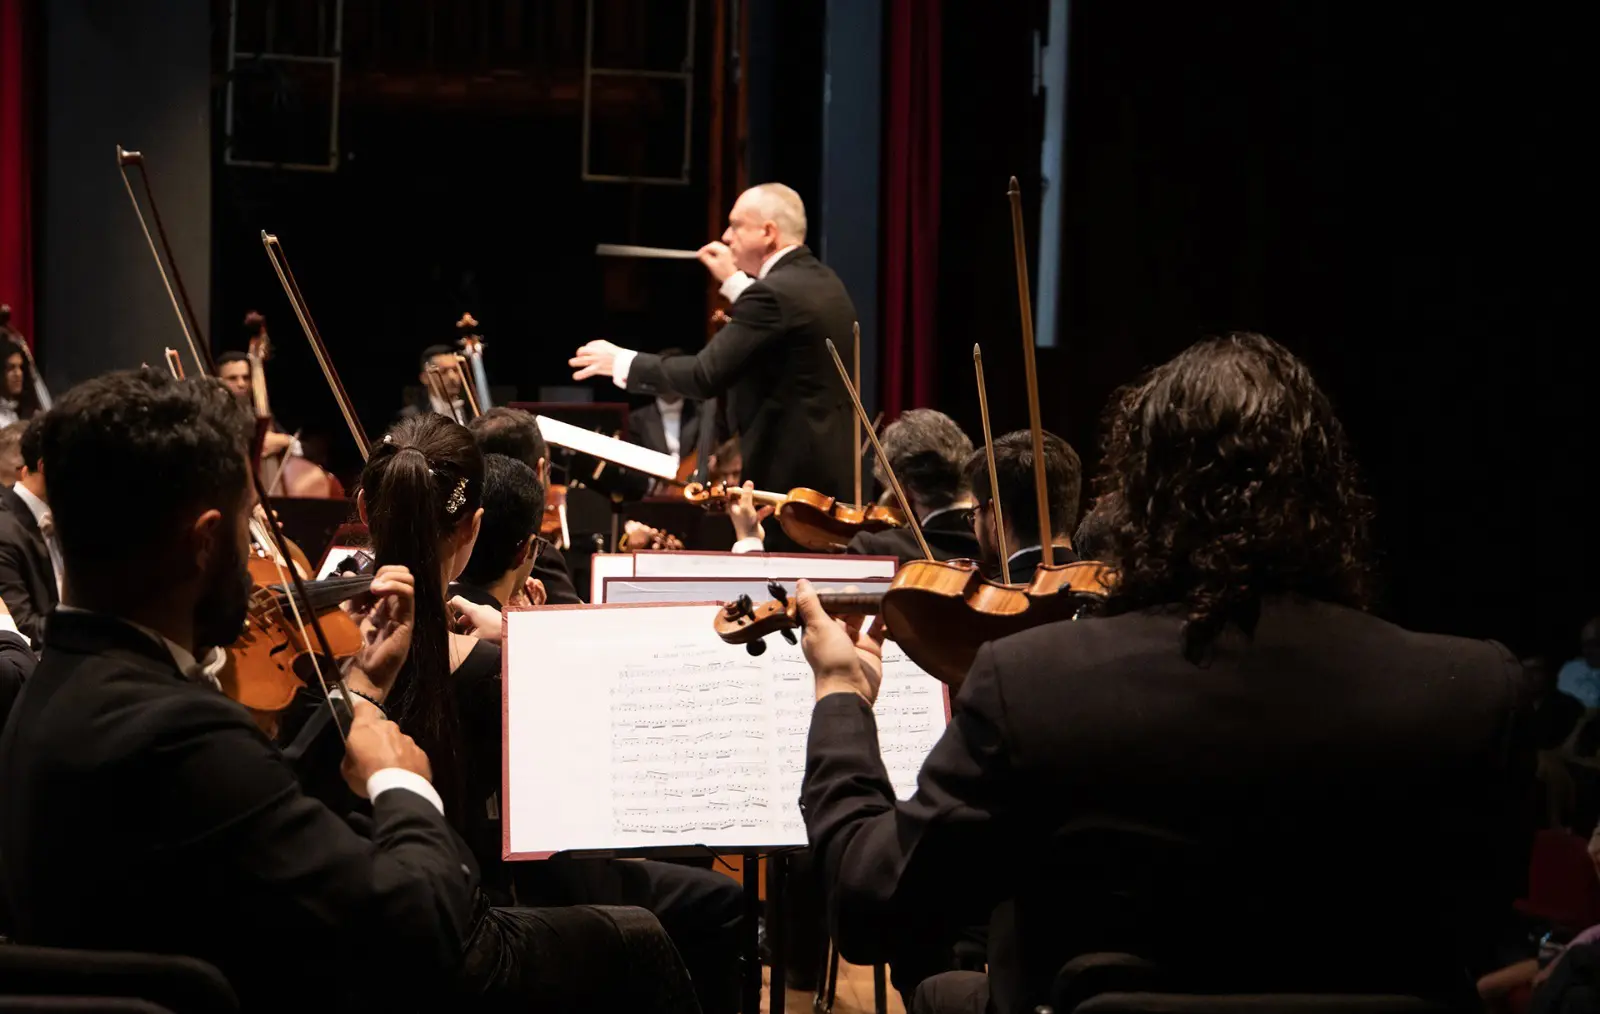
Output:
(630, 550), (897, 580)
(503, 603), (947, 857)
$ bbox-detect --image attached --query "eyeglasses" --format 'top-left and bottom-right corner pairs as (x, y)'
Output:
(959, 503), (988, 529)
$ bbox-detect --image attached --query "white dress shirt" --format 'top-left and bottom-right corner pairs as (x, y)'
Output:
(12, 482), (63, 598)
(612, 244), (802, 388)
(0, 398), (19, 428)
(657, 397), (685, 459)
(428, 392), (466, 420)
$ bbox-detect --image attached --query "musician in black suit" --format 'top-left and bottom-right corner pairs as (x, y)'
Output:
(0, 370), (476, 1011)
(571, 184), (860, 539)
(846, 410), (979, 566)
(0, 413), (60, 645)
(0, 595), (35, 727)
(794, 334), (1533, 1014)
(467, 407), (581, 604)
(2, 370), (699, 1013)
(963, 428), (1082, 579)
(628, 358), (701, 463)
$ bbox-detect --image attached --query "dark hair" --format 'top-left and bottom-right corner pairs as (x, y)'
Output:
(1097, 332), (1374, 659)
(1072, 491), (1119, 563)
(215, 350), (250, 369)
(963, 430), (1082, 548)
(877, 409), (972, 512)
(468, 407), (547, 471)
(1, 338), (24, 364)
(39, 370), (252, 582)
(19, 411), (45, 471)
(361, 414), (484, 821)
(419, 344), (456, 371)
(461, 454), (543, 587)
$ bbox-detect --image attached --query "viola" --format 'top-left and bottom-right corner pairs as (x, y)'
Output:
(713, 560), (1114, 689)
(681, 481), (906, 553)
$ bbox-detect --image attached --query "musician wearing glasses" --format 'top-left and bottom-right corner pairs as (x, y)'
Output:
(962, 429), (1083, 579)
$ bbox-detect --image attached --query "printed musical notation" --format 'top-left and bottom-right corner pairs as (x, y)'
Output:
(504, 604), (948, 854)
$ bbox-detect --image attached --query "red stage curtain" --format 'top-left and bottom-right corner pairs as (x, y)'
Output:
(0, 0), (33, 344)
(880, 0), (941, 417)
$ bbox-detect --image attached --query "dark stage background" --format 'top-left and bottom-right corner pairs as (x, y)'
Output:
(197, 1), (1588, 658)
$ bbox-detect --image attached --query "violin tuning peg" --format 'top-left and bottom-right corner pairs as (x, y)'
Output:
(769, 581), (787, 605)
(734, 594), (755, 621)
(780, 628), (797, 646)
(745, 639), (768, 657)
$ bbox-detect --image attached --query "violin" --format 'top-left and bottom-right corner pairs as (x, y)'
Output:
(682, 481), (906, 553)
(224, 573), (372, 721)
(714, 561), (1113, 688)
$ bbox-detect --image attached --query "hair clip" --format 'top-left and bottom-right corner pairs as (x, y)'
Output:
(444, 477), (468, 515)
(382, 433), (394, 444)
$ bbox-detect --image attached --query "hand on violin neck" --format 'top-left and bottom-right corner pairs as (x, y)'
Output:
(795, 579), (883, 705)
(509, 577), (547, 608)
(347, 565), (416, 695)
(730, 481), (772, 544)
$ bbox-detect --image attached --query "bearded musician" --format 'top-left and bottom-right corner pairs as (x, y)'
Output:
(0, 369), (698, 1013)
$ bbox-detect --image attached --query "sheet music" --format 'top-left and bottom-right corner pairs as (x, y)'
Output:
(504, 604), (948, 855)
(602, 576), (891, 606)
(589, 553), (635, 602)
(535, 414), (679, 479)
(630, 550), (897, 580)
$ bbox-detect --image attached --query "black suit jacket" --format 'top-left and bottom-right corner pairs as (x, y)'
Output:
(0, 628), (35, 729)
(624, 247), (859, 498)
(847, 506), (980, 568)
(0, 485), (58, 645)
(802, 595), (1532, 1014)
(533, 540), (581, 605)
(0, 610), (479, 1012)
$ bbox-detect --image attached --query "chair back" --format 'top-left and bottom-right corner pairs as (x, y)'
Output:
(0, 945), (236, 1014)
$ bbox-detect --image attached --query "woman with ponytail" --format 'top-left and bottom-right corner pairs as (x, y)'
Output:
(358, 413), (702, 1012)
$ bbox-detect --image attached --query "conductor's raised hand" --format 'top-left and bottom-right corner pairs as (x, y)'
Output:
(570, 340), (621, 381)
(341, 708), (432, 798)
(795, 579), (883, 705)
(697, 241), (738, 283)
(348, 565), (416, 697)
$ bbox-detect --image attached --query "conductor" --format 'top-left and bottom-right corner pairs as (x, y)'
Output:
(571, 185), (859, 526)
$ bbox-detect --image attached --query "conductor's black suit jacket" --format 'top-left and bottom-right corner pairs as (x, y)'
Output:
(624, 247), (858, 498)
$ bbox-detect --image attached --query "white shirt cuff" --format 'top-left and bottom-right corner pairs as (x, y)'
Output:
(0, 612), (17, 635)
(367, 768), (445, 816)
(719, 271), (754, 303)
(731, 536), (766, 554)
(612, 348), (638, 389)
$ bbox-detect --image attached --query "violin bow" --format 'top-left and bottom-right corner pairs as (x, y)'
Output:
(457, 313), (494, 411)
(1007, 176), (1055, 568)
(452, 354), (481, 418)
(163, 348), (186, 381)
(852, 321), (862, 509)
(260, 232), (373, 460)
(973, 344), (1012, 583)
(825, 338), (935, 561)
(116, 148), (209, 379)
(119, 146), (355, 741)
